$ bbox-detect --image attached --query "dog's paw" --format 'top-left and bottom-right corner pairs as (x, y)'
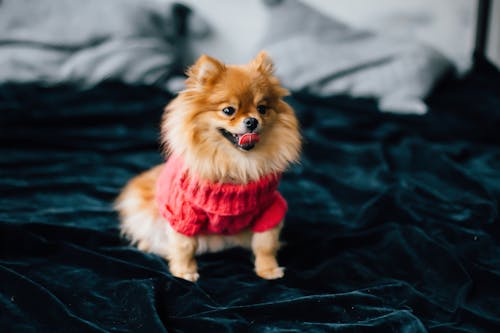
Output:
(256, 266), (285, 280)
(180, 272), (200, 282)
(172, 271), (200, 282)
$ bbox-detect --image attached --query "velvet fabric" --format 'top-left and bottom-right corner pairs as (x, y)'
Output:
(0, 63), (499, 332)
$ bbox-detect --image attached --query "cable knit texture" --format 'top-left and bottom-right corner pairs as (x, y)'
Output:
(155, 155), (287, 236)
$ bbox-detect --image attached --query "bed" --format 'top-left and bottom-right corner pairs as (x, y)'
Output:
(1, 1), (499, 332)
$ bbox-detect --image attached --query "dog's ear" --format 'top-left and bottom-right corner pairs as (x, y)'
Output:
(187, 54), (225, 87)
(252, 51), (274, 75)
(253, 51), (288, 97)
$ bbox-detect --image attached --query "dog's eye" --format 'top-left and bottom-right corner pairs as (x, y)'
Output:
(222, 106), (235, 116)
(257, 105), (267, 115)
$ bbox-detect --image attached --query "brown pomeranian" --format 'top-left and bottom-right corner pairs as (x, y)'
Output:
(115, 52), (301, 282)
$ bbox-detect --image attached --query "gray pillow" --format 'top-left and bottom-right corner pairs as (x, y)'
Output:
(0, 0), (208, 88)
(260, 0), (453, 114)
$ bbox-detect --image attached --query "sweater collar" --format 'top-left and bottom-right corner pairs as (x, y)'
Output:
(173, 156), (281, 215)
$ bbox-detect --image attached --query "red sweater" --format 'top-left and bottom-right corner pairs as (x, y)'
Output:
(155, 156), (287, 236)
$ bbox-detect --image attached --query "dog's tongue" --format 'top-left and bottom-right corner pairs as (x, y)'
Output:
(238, 133), (260, 146)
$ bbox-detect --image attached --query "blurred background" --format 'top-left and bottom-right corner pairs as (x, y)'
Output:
(183, 0), (499, 72)
(0, 0), (498, 114)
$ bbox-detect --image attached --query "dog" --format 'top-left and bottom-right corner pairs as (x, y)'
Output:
(115, 51), (301, 282)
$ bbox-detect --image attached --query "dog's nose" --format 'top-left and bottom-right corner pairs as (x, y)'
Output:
(243, 117), (258, 131)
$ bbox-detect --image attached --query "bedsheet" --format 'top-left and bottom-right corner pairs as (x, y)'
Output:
(0, 62), (499, 332)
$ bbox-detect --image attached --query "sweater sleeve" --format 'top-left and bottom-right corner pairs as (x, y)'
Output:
(252, 192), (287, 233)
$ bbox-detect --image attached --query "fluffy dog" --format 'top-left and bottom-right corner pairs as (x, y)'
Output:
(115, 52), (301, 281)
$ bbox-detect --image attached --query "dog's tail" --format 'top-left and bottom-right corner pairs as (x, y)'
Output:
(114, 165), (169, 255)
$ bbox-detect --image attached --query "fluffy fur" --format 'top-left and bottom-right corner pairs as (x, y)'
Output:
(115, 52), (301, 281)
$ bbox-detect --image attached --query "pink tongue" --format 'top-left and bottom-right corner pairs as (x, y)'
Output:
(238, 133), (260, 146)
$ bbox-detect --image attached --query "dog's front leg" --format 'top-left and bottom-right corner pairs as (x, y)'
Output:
(167, 226), (199, 282)
(252, 222), (284, 280)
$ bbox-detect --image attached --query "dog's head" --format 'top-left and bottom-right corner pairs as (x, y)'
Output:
(162, 51), (301, 183)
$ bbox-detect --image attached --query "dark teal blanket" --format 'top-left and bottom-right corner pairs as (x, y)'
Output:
(0, 63), (499, 332)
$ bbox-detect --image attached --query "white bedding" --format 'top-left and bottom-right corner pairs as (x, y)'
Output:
(183, 0), (476, 72)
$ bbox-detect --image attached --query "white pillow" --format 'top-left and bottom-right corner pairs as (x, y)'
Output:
(260, 0), (453, 114)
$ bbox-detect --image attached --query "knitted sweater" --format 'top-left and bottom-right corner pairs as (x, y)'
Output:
(155, 156), (287, 236)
